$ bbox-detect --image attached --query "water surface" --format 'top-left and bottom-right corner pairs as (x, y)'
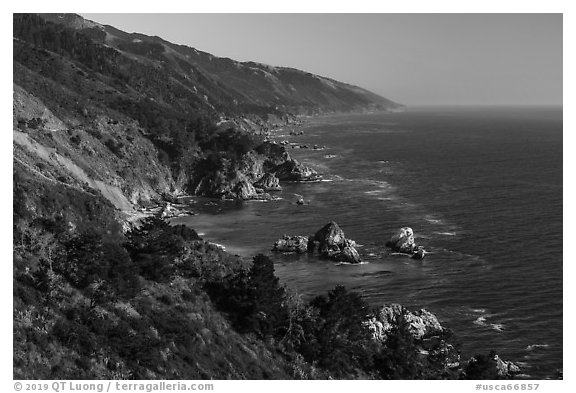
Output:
(173, 106), (563, 378)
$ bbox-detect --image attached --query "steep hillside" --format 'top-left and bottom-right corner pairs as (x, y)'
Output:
(13, 14), (521, 381)
(13, 13), (400, 218)
(39, 13), (401, 116)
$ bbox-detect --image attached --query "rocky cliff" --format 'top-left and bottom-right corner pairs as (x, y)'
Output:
(13, 13), (400, 228)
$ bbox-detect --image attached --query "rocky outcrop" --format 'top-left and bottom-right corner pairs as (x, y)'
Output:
(272, 235), (309, 253)
(386, 227), (416, 253)
(157, 202), (194, 219)
(272, 222), (361, 263)
(363, 303), (461, 375)
(369, 304), (445, 341)
(308, 222), (361, 263)
(254, 172), (282, 191)
(495, 356), (521, 377)
(234, 180), (273, 201)
(256, 141), (291, 167)
(311, 221), (347, 254)
(412, 246), (426, 260)
(386, 227), (427, 258)
(362, 304), (523, 378)
(192, 141), (321, 200)
(194, 168), (275, 201)
(464, 352), (521, 379)
(257, 141), (321, 182)
(234, 179), (259, 200)
(273, 159), (321, 182)
(336, 246), (362, 264)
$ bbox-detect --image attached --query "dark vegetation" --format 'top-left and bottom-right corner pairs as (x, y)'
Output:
(15, 155), (465, 378)
(13, 161), (511, 380)
(10, 185), (393, 379)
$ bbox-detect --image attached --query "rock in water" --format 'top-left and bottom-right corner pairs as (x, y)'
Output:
(344, 238), (357, 248)
(274, 222), (361, 263)
(412, 246), (426, 260)
(311, 222), (362, 263)
(313, 221), (347, 253)
(273, 235), (309, 253)
(254, 172), (282, 191)
(495, 356), (521, 377)
(337, 246), (362, 264)
(464, 352), (522, 379)
(386, 227), (416, 253)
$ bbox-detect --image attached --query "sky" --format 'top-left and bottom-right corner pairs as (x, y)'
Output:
(80, 13), (560, 106)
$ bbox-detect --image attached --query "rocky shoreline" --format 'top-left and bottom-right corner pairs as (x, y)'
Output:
(191, 138), (321, 201)
(196, 120), (523, 378)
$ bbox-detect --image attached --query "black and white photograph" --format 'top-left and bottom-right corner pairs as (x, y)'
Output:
(8, 2), (567, 387)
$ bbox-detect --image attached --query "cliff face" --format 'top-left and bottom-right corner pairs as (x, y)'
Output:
(13, 13), (400, 226)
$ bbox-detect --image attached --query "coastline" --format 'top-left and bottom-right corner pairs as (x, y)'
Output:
(12, 13), (561, 380)
(170, 109), (564, 379)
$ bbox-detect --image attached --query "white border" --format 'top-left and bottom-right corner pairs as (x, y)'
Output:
(2, 1), (570, 390)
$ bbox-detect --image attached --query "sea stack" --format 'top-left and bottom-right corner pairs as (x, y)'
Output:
(272, 221), (361, 263)
(309, 222), (361, 263)
(386, 227), (426, 258)
(272, 235), (309, 253)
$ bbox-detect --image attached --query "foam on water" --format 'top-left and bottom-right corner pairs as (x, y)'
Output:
(424, 215), (445, 225)
(208, 242), (226, 250)
(335, 261), (370, 266)
(434, 231), (457, 236)
(526, 344), (550, 351)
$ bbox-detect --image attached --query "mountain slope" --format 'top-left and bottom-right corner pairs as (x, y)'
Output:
(38, 13), (401, 115)
(13, 12), (401, 216)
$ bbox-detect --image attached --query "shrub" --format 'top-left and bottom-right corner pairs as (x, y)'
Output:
(52, 229), (139, 300)
(205, 254), (288, 339)
(27, 117), (45, 130)
(245, 254), (288, 338)
(104, 139), (124, 158)
(70, 134), (82, 145)
(305, 285), (374, 376)
(124, 217), (186, 282)
(373, 325), (422, 379)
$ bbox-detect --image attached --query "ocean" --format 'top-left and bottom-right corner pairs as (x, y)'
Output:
(172, 106), (563, 379)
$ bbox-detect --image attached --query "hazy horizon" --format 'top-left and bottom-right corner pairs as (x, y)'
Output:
(82, 13), (562, 106)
